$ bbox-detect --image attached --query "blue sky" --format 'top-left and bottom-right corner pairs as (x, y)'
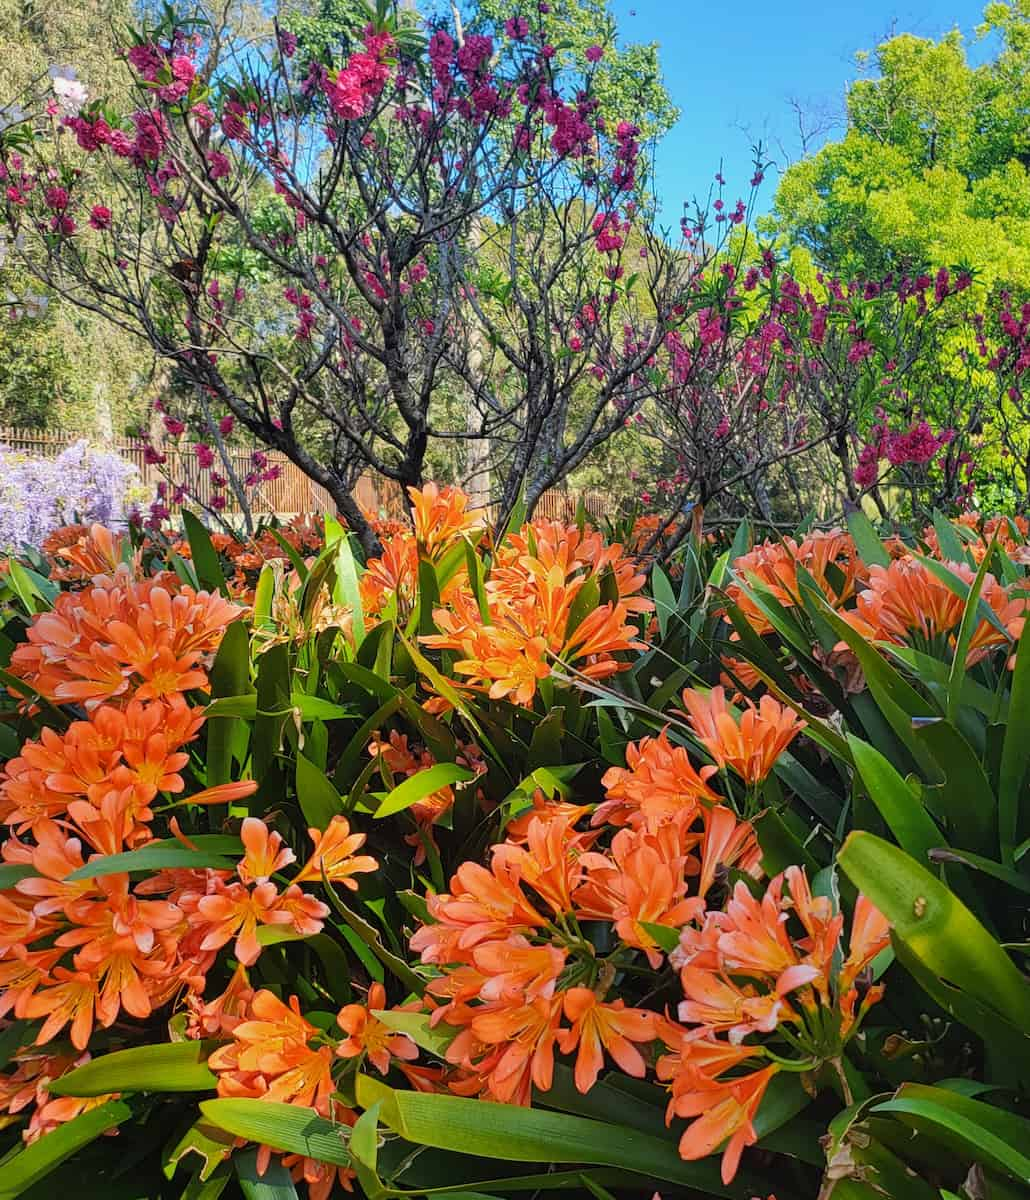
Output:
(608, 0), (993, 219)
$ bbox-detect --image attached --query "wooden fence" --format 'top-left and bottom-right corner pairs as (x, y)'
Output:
(0, 427), (611, 525)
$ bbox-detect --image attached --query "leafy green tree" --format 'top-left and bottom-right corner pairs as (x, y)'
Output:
(770, 5), (1030, 289)
(0, 0), (153, 432)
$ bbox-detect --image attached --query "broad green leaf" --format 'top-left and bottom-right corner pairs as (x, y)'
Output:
(927, 847), (1030, 895)
(201, 1101), (352, 1168)
(334, 533), (365, 649)
(650, 564), (676, 640)
(371, 1011), (456, 1057)
(49, 1041), (217, 1097)
(234, 1148), (298, 1200)
(911, 718), (994, 853)
(931, 511), (970, 566)
(163, 1119), (236, 1183)
(946, 543), (994, 721)
(846, 509), (890, 568)
(838, 832), (1030, 1033)
(0, 1099), (133, 1199)
(375, 764), (475, 819)
(182, 510), (230, 598)
(355, 1077), (760, 1195)
(253, 565), (275, 633)
(296, 753), (343, 829)
(66, 837), (242, 881)
(253, 642), (291, 786)
(206, 620), (251, 789)
(872, 1093), (1030, 1181)
(999, 616), (1030, 864)
(846, 735), (941, 863)
(0, 864), (37, 888)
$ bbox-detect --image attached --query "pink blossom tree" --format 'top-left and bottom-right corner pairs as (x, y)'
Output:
(0, 1), (727, 551)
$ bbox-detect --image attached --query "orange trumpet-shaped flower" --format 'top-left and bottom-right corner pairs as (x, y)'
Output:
(408, 483), (485, 558)
(238, 818), (296, 885)
(336, 982), (418, 1075)
(717, 877), (800, 981)
(209, 989), (336, 1110)
(24, 969), (99, 1051)
(672, 1064), (778, 1184)
(294, 815), (378, 888)
(410, 859), (547, 962)
(839, 557), (1026, 665)
(471, 937), (567, 1002)
(596, 730), (721, 830)
(557, 987), (658, 1093)
(696, 806), (761, 902)
(193, 880), (296, 966)
(839, 894), (891, 994)
(44, 522), (136, 583)
(680, 687), (805, 784)
(492, 815), (585, 917)
(464, 994), (564, 1105)
(676, 966), (787, 1043)
(9, 575), (243, 708)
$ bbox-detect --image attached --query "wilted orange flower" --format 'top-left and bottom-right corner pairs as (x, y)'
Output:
(680, 687), (805, 784)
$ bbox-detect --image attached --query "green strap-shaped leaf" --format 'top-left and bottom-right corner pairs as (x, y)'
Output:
(846, 734), (941, 863)
(206, 620), (251, 790)
(872, 1093), (1030, 1182)
(334, 533), (365, 649)
(182, 510), (230, 598)
(234, 1148), (299, 1200)
(999, 616), (1030, 865)
(354, 1076), (766, 1195)
(0, 1099), (133, 1199)
(296, 753), (344, 829)
(375, 764), (475, 819)
(66, 838), (242, 882)
(49, 1041), (217, 1097)
(201, 1101), (352, 1168)
(838, 831), (1030, 1034)
(845, 509), (890, 568)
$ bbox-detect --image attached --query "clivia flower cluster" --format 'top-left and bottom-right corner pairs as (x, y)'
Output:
(0, 526), (377, 1153)
(404, 703), (887, 1185)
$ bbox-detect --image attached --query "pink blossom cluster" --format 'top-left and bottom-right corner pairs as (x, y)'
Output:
(323, 27), (395, 121)
(854, 417), (955, 488)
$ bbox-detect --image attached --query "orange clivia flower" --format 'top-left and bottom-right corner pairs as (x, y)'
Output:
(336, 982), (418, 1074)
(596, 729), (720, 830)
(839, 556), (1026, 666)
(9, 575), (243, 708)
(238, 818), (296, 884)
(558, 987), (658, 1093)
(680, 687), (806, 784)
(294, 815), (378, 888)
(408, 483), (484, 558)
(673, 1064), (779, 1184)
